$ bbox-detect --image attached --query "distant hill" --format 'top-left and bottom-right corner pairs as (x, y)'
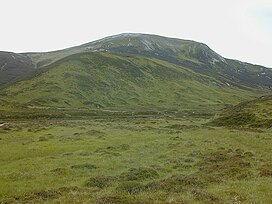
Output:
(0, 33), (271, 111)
(212, 95), (272, 128)
(24, 33), (272, 89)
(0, 52), (34, 86)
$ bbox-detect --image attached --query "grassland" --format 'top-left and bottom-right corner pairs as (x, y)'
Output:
(0, 113), (271, 203)
(213, 95), (272, 128)
(1, 33), (272, 204)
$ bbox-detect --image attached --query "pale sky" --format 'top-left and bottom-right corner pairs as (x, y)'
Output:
(1, 0), (272, 67)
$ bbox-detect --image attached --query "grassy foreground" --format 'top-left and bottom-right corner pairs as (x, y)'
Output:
(0, 115), (271, 204)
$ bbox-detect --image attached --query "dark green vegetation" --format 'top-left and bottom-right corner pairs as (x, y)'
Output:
(0, 33), (272, 203)
(0, 52), (264, 111)
(213, 95), (272, 128)
(0, 33), (271, 111)
(0, 117), (271, 203)
(0, 52), (34, 87)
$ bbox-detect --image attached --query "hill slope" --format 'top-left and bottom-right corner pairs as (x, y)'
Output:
(0, 52), (34, 87)
(1, 33), (272, 89)
(24, 33), (272, 89)
(212, 95), (272, 128)
(0, 52), (262, 111)
(0, 33), (271, 112)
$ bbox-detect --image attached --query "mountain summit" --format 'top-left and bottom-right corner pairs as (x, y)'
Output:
(0, 33), (271, 110)
(83, 33), (226, 64)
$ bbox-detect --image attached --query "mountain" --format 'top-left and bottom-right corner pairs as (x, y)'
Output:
(212, 95), (272, 128)
(24, 33), (272, 89)
(0, 51), (260, 110)
(0, 52), (34, 86)
(23, 33), (227, 67)
(0, 33), (271, 111)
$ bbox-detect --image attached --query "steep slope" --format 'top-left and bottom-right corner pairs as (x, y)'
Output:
(0, 52), (34, 86)
(212, 95), (272, 128)
(2, 33), (271, 91)
(24, 33), (225, 67)
(1, 33), (271, 112)
(0, 52), (261, 111)
(24, 33), (272, 89)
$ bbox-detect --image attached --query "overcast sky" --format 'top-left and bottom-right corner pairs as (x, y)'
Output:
(1, 0), (272, 67)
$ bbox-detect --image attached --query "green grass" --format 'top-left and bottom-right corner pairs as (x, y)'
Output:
(0, 52), (264, 112)
(1, 33), (271, 203)
(213, 95), (272, 128)
(0, 116), (271, 203)
(24, 33), (272, 91)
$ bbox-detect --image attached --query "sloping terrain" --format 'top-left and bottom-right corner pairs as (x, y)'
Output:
(0, 52), (34, 87)
(0, 52), (260, 111)
(1, 33), (269, 89)
(0, 34), (271, 204)
(0, 33), (271, 111)
(25, 33), (272, 89)
(212, 94), (272, 128)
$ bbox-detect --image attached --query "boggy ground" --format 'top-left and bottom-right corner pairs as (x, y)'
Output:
(0, 116), (271, 203)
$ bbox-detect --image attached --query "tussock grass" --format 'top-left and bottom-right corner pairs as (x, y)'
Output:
(0, 116), (271, 203)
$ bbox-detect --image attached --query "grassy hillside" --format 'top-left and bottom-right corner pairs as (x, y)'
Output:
(0, 34), (271, 204)
(1, 33), (271, 113)
(212, 95), (272, 128)
(0, 52), (34, 87)
(24, 33), (226, 68)
(25, 33), (272, 89)
(0, 52), (264, 112)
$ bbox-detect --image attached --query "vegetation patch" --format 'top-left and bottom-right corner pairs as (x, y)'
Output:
(189, 188), (221, 203)
(225, 191), (247, 203)
(145, 174), (204, 192)
(94, 195), (133, 204)
(50, 168), (68, 175)
(85, 176), (117, 188)
(86, 129), (105, 136)
(11, 189), (62, 203)
(196, 149), (253, 182)
(120, 167), (159, 181)
(212, 95), (272, 128)
(71, 163), (97, 170)
(165, 124), (199, 130)
(259, 162), (272, 177)
(1, 187), (94, 203)
(94, 144), (130, 157)
(38, 136), (49, 142)
(116, 181), (146, 194)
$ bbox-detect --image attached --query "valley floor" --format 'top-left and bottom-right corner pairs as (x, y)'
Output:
(0, 116), (271, 203)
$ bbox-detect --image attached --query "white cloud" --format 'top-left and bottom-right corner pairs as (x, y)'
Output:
(0, 0), (271, 67)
